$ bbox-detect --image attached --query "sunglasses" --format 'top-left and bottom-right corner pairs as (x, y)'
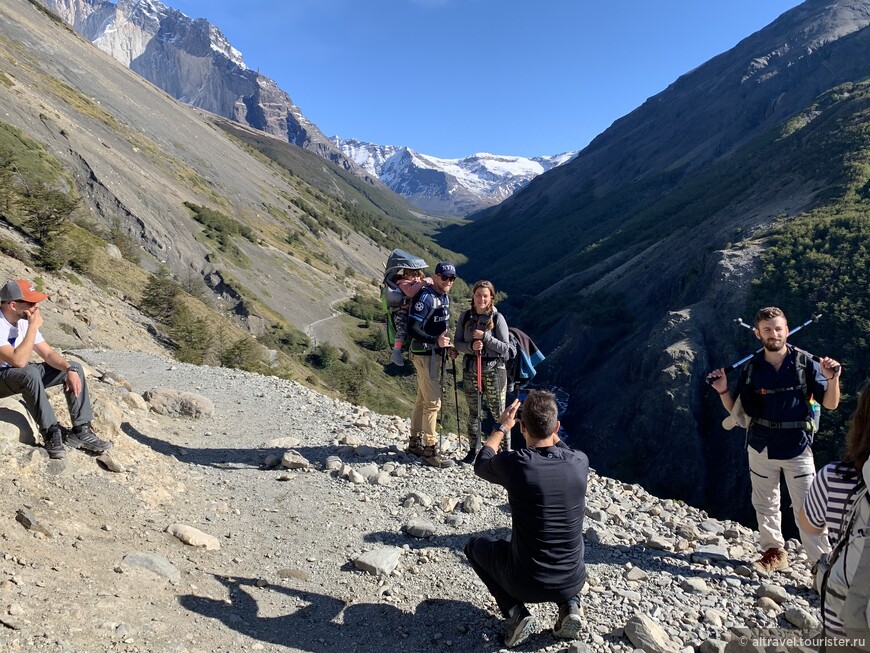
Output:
(439, 275), (456, 282)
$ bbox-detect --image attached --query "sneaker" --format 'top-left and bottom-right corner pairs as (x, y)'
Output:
(421, 445), (455, 468)
(43, 425), (66, 460)
(389, 348), (405, 367)
(752, 547), (788, 574)
(553, 602), (582, 639)
(504, 604), (536, 648)
(65, 423), (112, 453)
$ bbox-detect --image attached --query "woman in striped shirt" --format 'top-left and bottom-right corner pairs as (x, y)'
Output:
(799, 382), (870, 636)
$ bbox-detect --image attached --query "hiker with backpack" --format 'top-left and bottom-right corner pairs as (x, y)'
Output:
(708, 306), (842, 574)
(454, 280), (511, 464)
(799, 381), (870, 645)
(406, 261), (457, 468)
(387, 268), (433, 367)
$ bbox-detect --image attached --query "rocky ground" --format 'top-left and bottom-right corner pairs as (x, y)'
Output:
(0, 346), (826, 653)
(0, 257), (826, 653)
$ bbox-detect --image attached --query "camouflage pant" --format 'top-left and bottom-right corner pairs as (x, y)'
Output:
(463, 361), (506, 448)
(390, 307), (410, 343)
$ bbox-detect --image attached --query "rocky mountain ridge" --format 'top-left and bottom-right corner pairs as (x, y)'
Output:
(441, 0), (870, 521)
(333, 137), (576, 217)
(37, 0), (363, 176)
(0, 256), (827, 653)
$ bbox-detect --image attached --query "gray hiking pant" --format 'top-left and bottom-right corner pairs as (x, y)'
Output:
(0, 362), (93, 435)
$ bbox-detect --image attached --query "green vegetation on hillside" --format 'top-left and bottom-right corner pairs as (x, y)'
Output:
(216, 120), (459, 267)
(748, 81), (870, 465)
(184, 202), (255, 267)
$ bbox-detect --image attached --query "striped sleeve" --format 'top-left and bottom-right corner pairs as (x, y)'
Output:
(803, 465), (830, 529)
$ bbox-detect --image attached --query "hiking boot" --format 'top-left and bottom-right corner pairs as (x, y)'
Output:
(553, 602), (583, 639)
(43, 425), (66, 460)
(65, 423), (112, 453)
(752, 547), (788, 575)
(421, 445), (455, 468)
(504, 604), (536, 648)
(406, 434), (425, 457)
(389, 347), (405, 367)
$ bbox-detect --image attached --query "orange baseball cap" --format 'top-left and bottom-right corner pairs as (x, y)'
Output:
(0, 279), (48, 303)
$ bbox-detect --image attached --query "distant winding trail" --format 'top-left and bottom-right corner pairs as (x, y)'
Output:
(305, 293), (353, 347)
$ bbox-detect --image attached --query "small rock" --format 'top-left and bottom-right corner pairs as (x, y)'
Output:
(354, 547), (402, 576)
(462, 495), (483, 514)
(756, 583), (788, 604)
(15, 508), (51, 537)
(281, 450), (310, 470)
(756, 597), (780, 612)
(404, 519), (437, 538)
(680, 577), (709, 594)
(121, 552), (179, 580)
(624, 613), (678, 653)
(97, 452), (126, 473)
(277, 568), (311, 582)
(165, 524), (221, 550)
(625, 567), (648, 582)
(784, 605), (818, 630)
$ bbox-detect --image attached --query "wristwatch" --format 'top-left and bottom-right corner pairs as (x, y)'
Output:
(493, 423), (509, 436)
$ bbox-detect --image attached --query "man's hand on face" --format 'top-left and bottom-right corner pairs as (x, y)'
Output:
(24, 305), (43, 330)
(64, 367), (82, 398)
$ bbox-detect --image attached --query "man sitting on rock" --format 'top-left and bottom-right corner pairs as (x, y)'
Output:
(0, 279), (111, 459)
(465, 390), (588, 648)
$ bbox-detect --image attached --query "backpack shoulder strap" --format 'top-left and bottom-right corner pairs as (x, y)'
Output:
(793, 346), (810, 396)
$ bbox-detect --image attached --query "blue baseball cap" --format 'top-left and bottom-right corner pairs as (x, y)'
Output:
(435, 261), (456, 277)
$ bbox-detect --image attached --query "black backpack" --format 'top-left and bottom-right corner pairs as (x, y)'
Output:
(742, 346), (821, 436)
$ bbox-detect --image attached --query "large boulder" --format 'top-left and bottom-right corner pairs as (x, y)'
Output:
(0, 396), (38, 446)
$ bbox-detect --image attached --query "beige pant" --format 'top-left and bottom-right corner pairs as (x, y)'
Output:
(411, 354), (442, 446)
(747, 446), (828, 561)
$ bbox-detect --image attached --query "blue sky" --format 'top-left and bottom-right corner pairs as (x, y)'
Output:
(167, 0), (803, 159)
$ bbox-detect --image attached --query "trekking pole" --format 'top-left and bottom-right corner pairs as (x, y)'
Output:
(439, 348), (448, 466)
(451, 357), (462, 448)
(707, 313), (836, 385)
(476, 350), (483, 451)
(733, 313), (821, 336)
(734, 313), (839, 372)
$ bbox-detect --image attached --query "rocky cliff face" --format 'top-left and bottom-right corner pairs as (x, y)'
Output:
(334, 137), (575, 216)
(39, 0), (357, 172)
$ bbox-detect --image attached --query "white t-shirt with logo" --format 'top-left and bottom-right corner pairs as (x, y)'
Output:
(0, 314), (44, 369)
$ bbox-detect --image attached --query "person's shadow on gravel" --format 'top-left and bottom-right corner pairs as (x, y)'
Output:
(179, 574), (495, 652)
(122, 422), (353, 469)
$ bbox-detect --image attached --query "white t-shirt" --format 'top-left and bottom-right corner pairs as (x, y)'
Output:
(0, 314), (45, 369)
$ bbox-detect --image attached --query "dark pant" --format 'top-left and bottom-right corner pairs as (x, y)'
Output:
(464, 536), (583, 617)
(0, 362), (93, 434)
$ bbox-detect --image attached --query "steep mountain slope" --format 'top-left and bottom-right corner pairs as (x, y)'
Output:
(37, 0), (362, 175)
(334, 137), (575, 216)
(0, 0), (456, 419)
(441, 0), (870, 520)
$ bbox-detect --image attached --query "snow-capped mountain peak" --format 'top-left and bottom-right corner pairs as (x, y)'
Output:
(332, 137), (576, 216)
